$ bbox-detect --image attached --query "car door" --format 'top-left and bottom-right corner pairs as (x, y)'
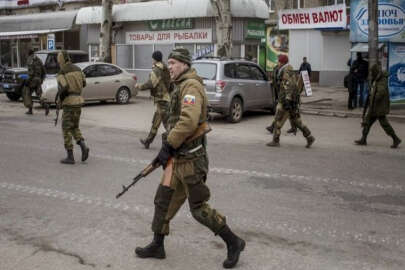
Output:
(235, 63), (256, 109)
(82, 64), (100, 100)
(249, 65), (272, 108)
(96, 64), (123, 99)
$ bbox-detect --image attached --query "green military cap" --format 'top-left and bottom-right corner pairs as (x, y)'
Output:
(169, 48), (191, 66)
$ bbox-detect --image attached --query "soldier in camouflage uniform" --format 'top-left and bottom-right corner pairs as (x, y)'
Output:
(267, 56), (315, 148)
(135, 48), (245, 269)
(136, 51), (171, 149)
(266, 55), (297, 135)
(23, 49), (49, 115)
(56, 51), (89, 164)
(355, 63), (401, 148)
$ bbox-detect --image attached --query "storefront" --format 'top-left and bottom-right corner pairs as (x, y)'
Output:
(272, 3), (349, 86)
(350, 0), (405, 104)
(0, 10), (80, 68)
(75, 0), (268, 82)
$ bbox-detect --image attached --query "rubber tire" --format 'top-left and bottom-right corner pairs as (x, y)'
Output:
(116, 87), (130, 104)
(6, 92), (21, 101)
(227, 97), (243, 123)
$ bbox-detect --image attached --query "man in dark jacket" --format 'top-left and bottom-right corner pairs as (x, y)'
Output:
(355, 63), (401, 148)
(298, 57), (311, 77)
(351, 52), (369, 107)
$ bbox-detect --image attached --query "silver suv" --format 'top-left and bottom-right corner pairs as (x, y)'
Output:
(193, 58), (275, 123)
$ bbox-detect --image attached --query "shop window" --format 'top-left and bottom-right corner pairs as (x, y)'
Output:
(0, 40), (12, 67)
(321, 0), (346, 5)
(231, 45), (241, 58)
(245, 44), (258, 62)
(268, 0), (276, 13)
(135, 45), (153, 69)
(90, 44), (100, 62)
(116, 44), (133, 69)
(292, 0), (304, 9)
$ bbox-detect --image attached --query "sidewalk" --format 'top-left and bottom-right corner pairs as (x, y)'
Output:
(301, 85), (405, 122)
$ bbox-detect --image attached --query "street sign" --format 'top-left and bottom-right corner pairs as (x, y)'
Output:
(301, 70), (312, 96)
(47, 33), (55, 50)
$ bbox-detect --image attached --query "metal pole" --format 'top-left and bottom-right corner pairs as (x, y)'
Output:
(368, 0), (379, 82)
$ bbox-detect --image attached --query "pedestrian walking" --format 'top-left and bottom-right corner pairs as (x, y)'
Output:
(355, 63), (401, 148)
(136, 51), (171, 149)
(135, 48), (245, 269)
(56, 50), (89, 164)
(345, 58), (357, 110)
(22, 49), (49, 115)
(351, 52), (369, 107)
(266, 54), (297, 135)
(266, 55), (315, 148)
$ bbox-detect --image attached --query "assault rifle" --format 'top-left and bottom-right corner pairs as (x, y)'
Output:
(116, 122), (212, 199)
(54, 90), (60, 126)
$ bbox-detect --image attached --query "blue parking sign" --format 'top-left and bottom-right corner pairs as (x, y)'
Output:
(47, 39), (55, 50)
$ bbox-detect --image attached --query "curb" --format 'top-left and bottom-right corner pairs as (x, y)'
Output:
(301, 108), (405, 122)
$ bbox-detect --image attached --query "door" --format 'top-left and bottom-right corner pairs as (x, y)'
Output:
(82, 64), (100, 100)
(249, 65), (272, 108)
(234, 63), (256, 109)
(96, 64), (123, 99)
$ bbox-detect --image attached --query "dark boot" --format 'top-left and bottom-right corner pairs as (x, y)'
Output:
(135, 233), (166, 259)
(266, 136), (280, 147)
(219, 225), (246, 269)
(354, 137), (367, 146)
(140, 138), (151, 149)
(77, 140), (90, 161)
(391, 135), (402, 149)
(266, 123), (274, 134)
(25, 107), (33, 115)
(60, 150), (75, 164)
(287, 127), (297, 135)
(44, 103), (50, 116)
(306, 135), (315, 148)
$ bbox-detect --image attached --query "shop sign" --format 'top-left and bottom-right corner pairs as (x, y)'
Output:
(278, 4), (347, 30)
(246, 20), (266, 39)
(301, 71), (312, 97)
(0, 0), (86, 9)
(148, 18), (194, 31)
(126, 29), (212, 45)
(389, 43), (405, 103)
(350, 0), (405, 42)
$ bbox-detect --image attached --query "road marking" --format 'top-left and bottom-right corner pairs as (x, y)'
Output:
(1, 181), (404, 249)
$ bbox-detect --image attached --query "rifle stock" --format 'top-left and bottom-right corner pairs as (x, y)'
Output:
(115, 122), (212, 199)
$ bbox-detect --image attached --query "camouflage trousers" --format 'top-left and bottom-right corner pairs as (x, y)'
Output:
(272, 103), (311, 142)
(23, 79), (43, 109)
(145, 101), (169, 142)
(269, 102), (297, 130)
(62, 106), (84, 150)
(362, 115), (396, 138)
(152, 154), (227, 236)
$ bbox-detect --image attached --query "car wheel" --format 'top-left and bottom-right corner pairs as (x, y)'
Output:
(116, 87), (130, 104)
(6, 92), (21, 101)
(227, 97), (243, 123)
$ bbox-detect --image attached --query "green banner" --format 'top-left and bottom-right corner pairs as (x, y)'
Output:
(246, 20), (266, 39)
(148, 18), (194, 31)
(266, 27), (289, 71)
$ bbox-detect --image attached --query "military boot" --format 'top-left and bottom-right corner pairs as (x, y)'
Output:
(266, 124), (274, 134)
(354, 137), (367, 146)
(25, 107), (33, 115)
(391, 135), (402, 149)
(77, 140), (90, 161)
(135, 233), (166, 259)
(266, 136), (280, 147)
(287, 127), (297, 135)
(306, 135), (315, 148)
(60, 150), (75, 164)
(218, 225), (246, 269)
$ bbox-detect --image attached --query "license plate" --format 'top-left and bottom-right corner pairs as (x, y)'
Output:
(3, 83), (9, 88)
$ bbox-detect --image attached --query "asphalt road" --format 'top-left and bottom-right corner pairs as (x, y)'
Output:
(1, 94), (404, 270)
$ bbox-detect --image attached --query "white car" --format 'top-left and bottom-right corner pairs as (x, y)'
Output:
(41, 62), (138, 104)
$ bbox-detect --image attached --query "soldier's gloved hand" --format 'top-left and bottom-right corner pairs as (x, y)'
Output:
(154, 141), (175, 169)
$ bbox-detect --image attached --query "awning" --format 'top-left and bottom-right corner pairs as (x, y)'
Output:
(76, 0), (269, 24)
(0, 10), (78, 38)
(350, 43), (385, 52)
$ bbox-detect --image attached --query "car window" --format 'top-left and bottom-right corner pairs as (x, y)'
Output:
(224, 63), (237, 78)
(192, 63), (217, 80)
(70, 54), (89, 63)
(45, 54), (59, 74)
(83, 65), (98, 78)
(97, 64), (122, 76)
(249, 65), (266, 81)
(235, 64), (252, 80)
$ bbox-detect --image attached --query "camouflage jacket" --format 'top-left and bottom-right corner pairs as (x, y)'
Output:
(138, 62), (170, 103)
(279, 64), (300, 105)
(27, 55), (46, 82)
(367, 71), (390, 117)
(57, 62), (86, 107)
(167, 67), (207, 152)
